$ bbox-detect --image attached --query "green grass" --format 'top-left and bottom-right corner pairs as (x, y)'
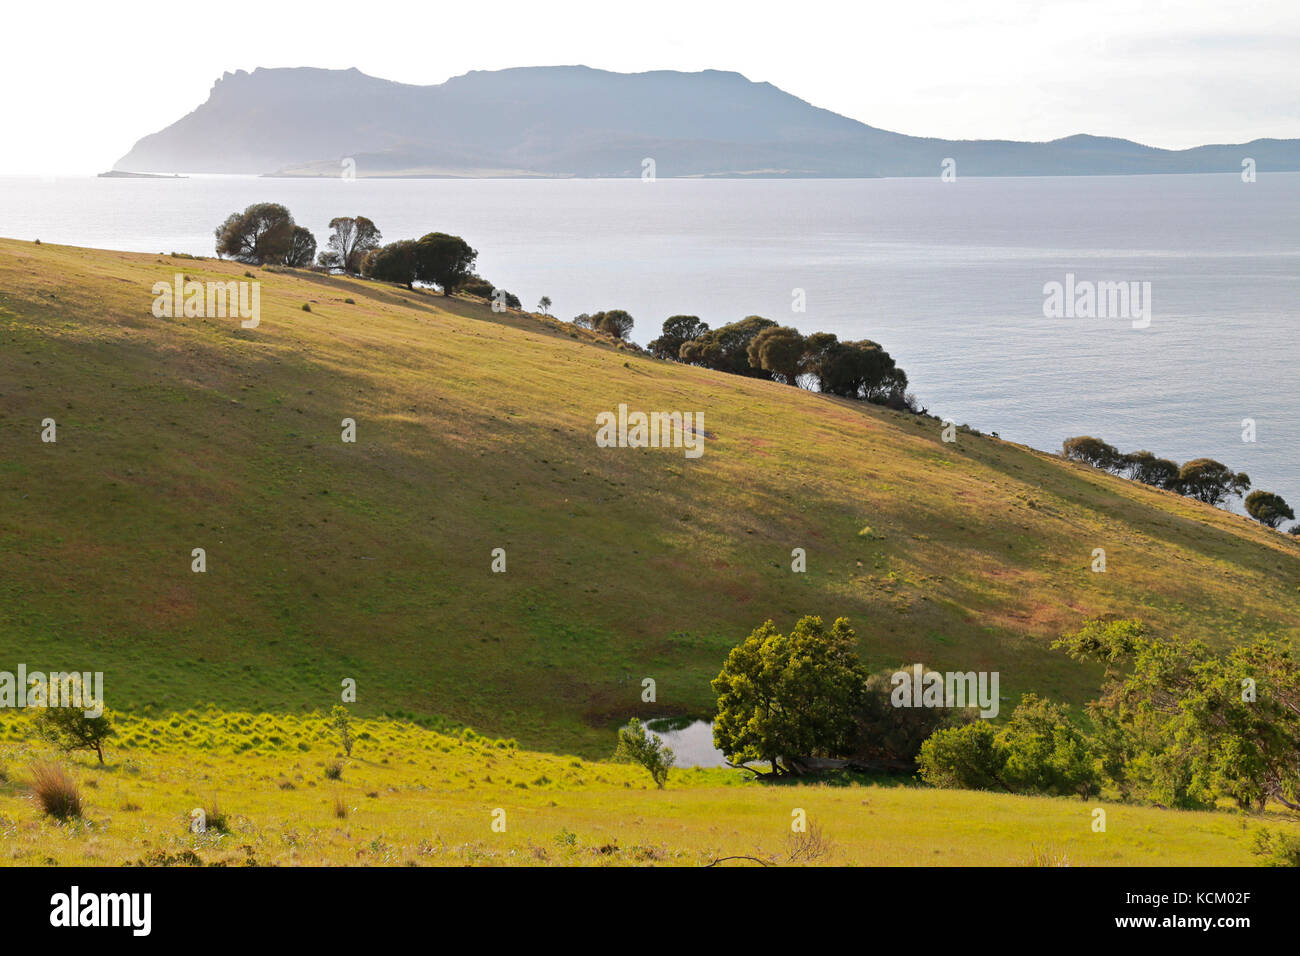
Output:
(0, 237), (1297, 762)
(1, 710), (1292, 866)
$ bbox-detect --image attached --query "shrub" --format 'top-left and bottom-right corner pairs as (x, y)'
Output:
(1252, 828), (1300, 867)
(29, 762), (82, 820)
(851, 666), (958, 769)
(997, 694), (1099, 797)
(333, 794), (348, 819)
(918, 721), (1007, 791)
(331, 705), (354, 757)
(33, 686), (113, 764)
(613, 718), (675, 789)
(324, 761), (343, 780)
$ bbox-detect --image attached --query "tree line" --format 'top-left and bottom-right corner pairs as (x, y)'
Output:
(643, 314), (919, 410)
(701, 614), (1300, 817)
(212, 203), (524, 306)
(1062, 435), (1295, 531)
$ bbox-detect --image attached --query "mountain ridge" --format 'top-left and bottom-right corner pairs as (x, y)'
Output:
(114, 65), (1300, 178)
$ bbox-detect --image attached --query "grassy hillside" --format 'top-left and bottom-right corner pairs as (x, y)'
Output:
(1, 710), (1289, 866)
(1, 238), (1297, 758)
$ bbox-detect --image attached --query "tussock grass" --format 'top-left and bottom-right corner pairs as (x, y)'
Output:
(29, 761), (82, 820)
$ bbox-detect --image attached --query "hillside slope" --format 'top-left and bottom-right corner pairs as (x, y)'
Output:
(1, 238), (1297, 756)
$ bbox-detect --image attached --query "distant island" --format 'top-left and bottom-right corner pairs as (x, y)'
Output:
(97, 170), (186, 179)
(112, 66), (1300, 179)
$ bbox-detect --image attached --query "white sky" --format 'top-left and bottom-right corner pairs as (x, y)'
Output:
(2, 0), (1297, 175)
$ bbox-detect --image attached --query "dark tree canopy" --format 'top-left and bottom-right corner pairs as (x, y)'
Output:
(807, 336), (906, 402)
(589, 309), (634, 340)
(1122, 450), (1181, 489)
(747, 325), (805, 386)
(414, 232), (478, 295)
(285, 225), (317, 268)
(362, 239), (420, 288)
(1177, 458), (1250, 506)
(214, 203), (296, 264)
(1245, 490), (1294, 529)
(1062, 436), (1123, 472)
(649, 315), (710, 360)
(679, 315), (777, 378)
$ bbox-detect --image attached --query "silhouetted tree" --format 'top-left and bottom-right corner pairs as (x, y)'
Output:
(285, 225), (317, 267)
(747, 325), (806, 386)
(1245, 490), (1294, 529)
(1177, 458), (1250, 506)
(1062, 436), (1123, 472)
(362, 240), (420, 288)
(414, 232), (477, 294)
(323, 216), (382, 274)
(214, 202), (295, 264)
(649, 315), (709, 361)
(679, 315), (777, 378)
(590, 309), (634, 340)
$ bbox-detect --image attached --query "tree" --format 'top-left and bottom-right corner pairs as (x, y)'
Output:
(613, 718), (675, 788)
(537, 296), (552, 316)
(414, 232), (477, 294)
(806, 337), (907, 402)
(1122, 450), (1180, 489)
(997, 694), (1099, 797)
(649, 314), (709, 361)
(1056, 617), (1300, 811)
(571, 313), (593, 330)
(590, 309), (634, 340)
(679, 315), (777, 378)
(711, 616), (867, 777)
(285, 225), (317, 267)
(1245, 490), (1294, 529)
(851, 666), (959, 770)
(1177, 458), (1250, 506)
(747, 325), (806, 386)
(917, 721), (1007, 791)
(34, 684), (114, 765)
(362, 240), (420, 288)
(214, 202), (295, 264)
(330, 705), (354, 757)
(324, 216), (382, 274)
(1062, 436), (1122, 472)
(917, 695), (1097, 797)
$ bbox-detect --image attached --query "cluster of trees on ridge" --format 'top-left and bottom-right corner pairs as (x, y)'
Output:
(213, 203), (525, 307)
(604, 313), (919, 410)
(663, 614), (1300, 819)
(1063, 435), (1295, 531)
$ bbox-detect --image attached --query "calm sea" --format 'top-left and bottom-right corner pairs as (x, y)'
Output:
(1, 173), (1296, 516)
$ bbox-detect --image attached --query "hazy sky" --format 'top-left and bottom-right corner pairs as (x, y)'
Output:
(2, 0), (1297, 174)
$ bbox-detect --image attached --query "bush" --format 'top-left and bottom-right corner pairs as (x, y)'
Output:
(331, 705), (354, 757)
(613, 718), (675, 789)
(30, 762), (82, 820)
(918, 721), (1007, 791)
(851, 666), (958, 770)
(998, 694), (1099, 797)
(33, 688), (113, 764)
(1253, 828), (1300, 867)
(324, 761), (343, 780)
